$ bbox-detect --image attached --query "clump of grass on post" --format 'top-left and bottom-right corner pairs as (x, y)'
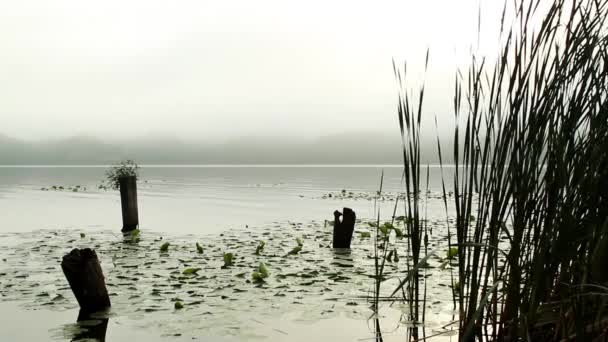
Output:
(105, 160), (139, 190)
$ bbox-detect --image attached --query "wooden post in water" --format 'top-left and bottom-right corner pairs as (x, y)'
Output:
(119, 175), (139, 233)
(61, 248), (111, 313)
(333, 207), (356, 248)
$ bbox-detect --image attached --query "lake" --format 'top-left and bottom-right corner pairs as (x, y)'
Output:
(0, 165), (458, 341)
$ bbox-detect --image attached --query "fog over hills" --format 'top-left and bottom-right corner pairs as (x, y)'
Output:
(0, 132), (448, 165)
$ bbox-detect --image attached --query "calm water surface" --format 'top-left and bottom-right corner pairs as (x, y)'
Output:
(0, 165), (457, 342)
(0, 165), (451, 235)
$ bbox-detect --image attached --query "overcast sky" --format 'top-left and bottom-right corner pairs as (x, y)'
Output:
(0, 0), (505, 142)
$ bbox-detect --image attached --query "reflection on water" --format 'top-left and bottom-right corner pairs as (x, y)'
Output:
(331, 248), (354, 268)
(375, 318), (384, 341)
(71, 310), (109, 342)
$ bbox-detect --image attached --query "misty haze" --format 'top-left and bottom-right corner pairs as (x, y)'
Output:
(0, 133), (451, 165)
(1, 1), (607, 342)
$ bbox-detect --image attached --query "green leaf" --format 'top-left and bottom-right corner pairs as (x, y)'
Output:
(379, 222), (393, 236)
(393, 227), (404, 238)
(128, 229), (140, 242)
(182, 267), (201, 275)
(358, 231), (371, 238)
(160, 242), (170, 252)
(252, 272), (263, 282)
(258, 262), (269, 278)
(174, 301), (184, 309)
(255, 241), (265, 255)
(252, 262), (270, 282)
(196, 242), (204, 254)
(223, 252), (234, 267)
(287, 245), (302, 256)
(447, 247), (458, 259)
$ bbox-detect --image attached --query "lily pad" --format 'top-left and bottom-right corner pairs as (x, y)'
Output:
(446, 247), (458, 259)
(182, 268), (201, 275)
(223, 252), (234, 267)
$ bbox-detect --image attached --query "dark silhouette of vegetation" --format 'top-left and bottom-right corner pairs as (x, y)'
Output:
(104, 160), (139, 190)
(376, 0), (608, 340)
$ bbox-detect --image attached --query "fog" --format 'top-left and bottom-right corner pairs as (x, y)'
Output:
(0, 0), (510, 146)
(0, 132), (459, 164)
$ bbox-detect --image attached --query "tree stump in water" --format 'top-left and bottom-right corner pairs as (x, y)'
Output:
(119, 175), (139, 233)
(61, 248), (111, 313)
(333, 208), (356, 248)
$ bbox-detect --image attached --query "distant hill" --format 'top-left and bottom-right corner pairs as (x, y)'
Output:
(0, 133), (449, 165)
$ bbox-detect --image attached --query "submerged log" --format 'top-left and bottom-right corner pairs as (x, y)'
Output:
(333, 207), (356, 248)
(119, 175), (139, 233)
(61, 248), (111, 313)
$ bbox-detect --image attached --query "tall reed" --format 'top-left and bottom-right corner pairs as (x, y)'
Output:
(390, 0), (608, 340)
(451, 0), (608, 340)
(391, 50), (430, 340)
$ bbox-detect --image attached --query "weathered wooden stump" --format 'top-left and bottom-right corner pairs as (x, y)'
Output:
(61, 248), (111, 313)
(333, 207), (356, 248)
(119, 175), (139, 233)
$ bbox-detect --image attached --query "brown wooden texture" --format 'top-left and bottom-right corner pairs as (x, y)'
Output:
(119, 175), (139, 232)
(332, 207), (356, 248)
(61, 248), (111, 313)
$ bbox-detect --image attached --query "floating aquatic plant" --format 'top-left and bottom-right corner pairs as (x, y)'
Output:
(446, 247), (457, 260)
(124, 229), (140, 243)
(251, 262), (269, 282)
(222, 252), (234, 267)
(254, 241), (265, 255)
(182, 268), (201, 275)
(358, 231), (371, 238)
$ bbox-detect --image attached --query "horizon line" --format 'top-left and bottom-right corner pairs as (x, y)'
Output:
(0, 164), (456, 168)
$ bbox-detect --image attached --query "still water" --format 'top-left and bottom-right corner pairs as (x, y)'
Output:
(0, 165), (452, 235)
(0, 165), (457, 341)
